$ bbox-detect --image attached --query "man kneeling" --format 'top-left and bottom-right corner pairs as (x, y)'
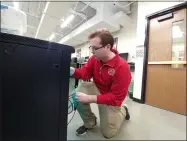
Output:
(70, 28), (131, 138)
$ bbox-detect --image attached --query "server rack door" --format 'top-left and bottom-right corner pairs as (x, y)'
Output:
(1, 43), (63, 141)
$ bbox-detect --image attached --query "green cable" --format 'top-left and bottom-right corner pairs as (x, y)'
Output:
(68, 80), (77, 109)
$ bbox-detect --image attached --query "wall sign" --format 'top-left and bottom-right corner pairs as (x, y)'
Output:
(157, 13), (173, 22)
(136, 46), (144, 59)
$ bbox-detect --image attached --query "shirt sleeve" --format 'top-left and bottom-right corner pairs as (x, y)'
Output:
(73, 56), (94, 80)
(97, 64), (132, 106)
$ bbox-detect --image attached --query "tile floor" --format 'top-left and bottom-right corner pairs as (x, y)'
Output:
(67, 79), (186, 140)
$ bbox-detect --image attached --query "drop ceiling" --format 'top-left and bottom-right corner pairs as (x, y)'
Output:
(1, 1), (133, 47)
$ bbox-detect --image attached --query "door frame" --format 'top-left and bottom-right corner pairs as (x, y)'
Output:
(140, 2), (187, 103)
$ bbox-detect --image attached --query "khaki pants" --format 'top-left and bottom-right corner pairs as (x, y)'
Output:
(75, 82), (126, 138)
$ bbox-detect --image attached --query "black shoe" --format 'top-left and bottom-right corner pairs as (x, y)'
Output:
(76, 125), (89, 136)
(124, 106), (130, 120)
(76, 118), (97, 136)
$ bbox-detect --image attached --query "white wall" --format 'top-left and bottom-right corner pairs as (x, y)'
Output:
(133, 2), (184, 100)
(112, 2), (138, 62)
(75, 41), (90, 58)
(74, 2), (138, 62)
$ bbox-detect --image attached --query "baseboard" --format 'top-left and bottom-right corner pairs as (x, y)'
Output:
(132, 97), (144, 104)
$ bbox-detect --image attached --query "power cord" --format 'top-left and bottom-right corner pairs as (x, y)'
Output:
(67, 81), (79, 125)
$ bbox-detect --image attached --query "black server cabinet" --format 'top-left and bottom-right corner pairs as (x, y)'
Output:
(0, 33), (74, 141)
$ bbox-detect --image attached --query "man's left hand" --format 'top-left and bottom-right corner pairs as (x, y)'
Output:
(76, 92), (97, 103)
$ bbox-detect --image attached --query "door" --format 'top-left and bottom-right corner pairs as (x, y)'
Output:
(145, 8), (186, 115)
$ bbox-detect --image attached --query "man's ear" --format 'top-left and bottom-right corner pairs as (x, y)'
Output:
(106, 44), (111, 50)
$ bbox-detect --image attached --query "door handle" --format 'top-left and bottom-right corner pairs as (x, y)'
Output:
(148, 61), (186, 65)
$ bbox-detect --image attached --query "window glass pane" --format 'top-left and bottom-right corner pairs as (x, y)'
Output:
(172, 20), (185, 68)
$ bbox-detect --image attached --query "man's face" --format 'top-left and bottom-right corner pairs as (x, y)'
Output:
(89, 37), (110, 60)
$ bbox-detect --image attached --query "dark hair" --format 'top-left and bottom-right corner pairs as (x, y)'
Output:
(88, 28), (114, 49)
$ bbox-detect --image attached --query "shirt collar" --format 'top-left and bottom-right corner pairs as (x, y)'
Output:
(100, 49), (119, 67)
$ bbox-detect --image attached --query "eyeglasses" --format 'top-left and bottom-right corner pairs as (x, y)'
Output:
(89, 46), (105, 51)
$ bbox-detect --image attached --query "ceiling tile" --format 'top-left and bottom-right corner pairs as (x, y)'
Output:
(27, 15), (40, 27)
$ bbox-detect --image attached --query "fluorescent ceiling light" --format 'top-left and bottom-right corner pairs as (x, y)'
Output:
(60, 14), (75, 28)
(49, 33), (55, 41)
(59, 36), (70, 44)
(35, 2), (50, 38)
(172, 26), (183, 39)
(13, 1), (19, 9)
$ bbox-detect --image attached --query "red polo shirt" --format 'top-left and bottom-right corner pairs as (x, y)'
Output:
(73, 49), (132, 106)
